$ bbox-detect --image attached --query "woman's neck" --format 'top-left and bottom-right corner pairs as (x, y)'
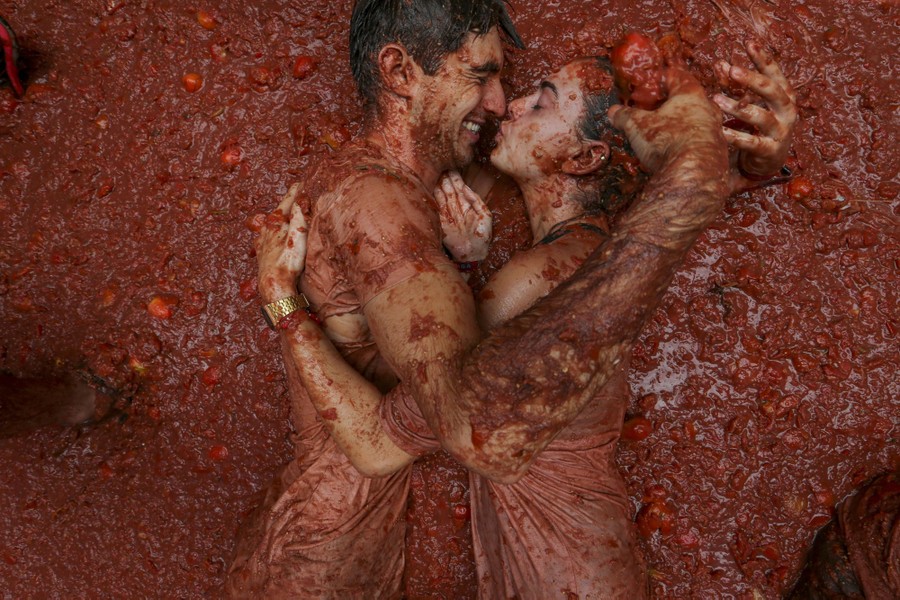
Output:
(518, 175), (588, 243)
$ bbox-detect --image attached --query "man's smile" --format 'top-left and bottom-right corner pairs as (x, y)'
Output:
(463, 120), (483, 136)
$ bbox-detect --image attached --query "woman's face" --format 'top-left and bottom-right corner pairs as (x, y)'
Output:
(491, 59), (606, 181)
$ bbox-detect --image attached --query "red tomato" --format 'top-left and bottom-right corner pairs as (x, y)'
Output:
(621, 416), (653, 441)
(197, 10), (216, 30)
(208, 445), (229, 461)
(610, 33), (665, 110)
(293, 55), (316, 79)
(636, 501), (676, 536)
(182, 73), (203, 93)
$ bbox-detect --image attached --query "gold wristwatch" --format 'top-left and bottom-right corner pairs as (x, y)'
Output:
(260, 294), (311, 330)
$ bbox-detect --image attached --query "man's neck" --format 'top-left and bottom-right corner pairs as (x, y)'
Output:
(519, 175), (586, 243)
(363, 122), (444, 190)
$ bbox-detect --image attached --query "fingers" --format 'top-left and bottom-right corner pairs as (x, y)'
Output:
(287, 202), (307, 236)
(434, 184), (448, 210)
(713, 94), (775, 131)
(281, 203), (308, 272)
(721, 126), (776, 157)
(607, 103), (646, 136)
(468, 190), (491, 222)
(715, 60), (794, 116)
(441, 173), (458, 198)
(275, 183), (301, 217)
(746, 40), (794, 103)
(446, 170), (465, 190)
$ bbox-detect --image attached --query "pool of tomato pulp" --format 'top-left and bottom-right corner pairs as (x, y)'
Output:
(0, 0), (896, 597)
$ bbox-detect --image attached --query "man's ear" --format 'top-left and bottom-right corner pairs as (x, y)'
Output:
(561, 140), (610, 176)
(378, 43), (419, 101)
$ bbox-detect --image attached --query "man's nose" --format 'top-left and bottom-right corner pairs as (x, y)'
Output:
(482, 78), (506, 118)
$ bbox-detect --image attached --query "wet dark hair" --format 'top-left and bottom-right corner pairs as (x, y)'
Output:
(350, 0), (525, 110)
(576, 57), (641, 215)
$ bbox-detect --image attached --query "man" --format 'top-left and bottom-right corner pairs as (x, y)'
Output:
(227, 0), (791, 596)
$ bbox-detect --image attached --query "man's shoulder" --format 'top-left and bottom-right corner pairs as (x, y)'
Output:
(305, 141), (428, 209)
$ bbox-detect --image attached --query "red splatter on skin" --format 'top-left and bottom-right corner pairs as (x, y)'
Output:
(0, 2), (895, 599)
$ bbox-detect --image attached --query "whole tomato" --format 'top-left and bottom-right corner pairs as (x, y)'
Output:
(610, 32), (665, 110)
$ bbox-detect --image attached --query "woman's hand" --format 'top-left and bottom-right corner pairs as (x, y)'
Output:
(435, 170), (492, 262)
(256, 184), (308, 304)
(608, 64), (727, 176)
(714, 41), (798, 192)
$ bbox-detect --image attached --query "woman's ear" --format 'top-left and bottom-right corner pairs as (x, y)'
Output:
(561, 140), (610, 176)
(378, 43), (419, 102)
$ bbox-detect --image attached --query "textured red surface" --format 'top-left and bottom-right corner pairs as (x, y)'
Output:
(0, 0), (897, 597)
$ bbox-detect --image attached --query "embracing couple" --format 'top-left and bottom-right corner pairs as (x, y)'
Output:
(226, 0), (796, 598)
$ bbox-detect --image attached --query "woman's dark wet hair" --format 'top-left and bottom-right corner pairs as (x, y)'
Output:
(576, 57), (642, 215)
(350, 0), (524, 110)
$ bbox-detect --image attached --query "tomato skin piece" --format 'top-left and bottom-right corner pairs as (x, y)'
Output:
(147, 296), (173, 319)
(221, 146), (242, 167)
(788, 176), (815, 200)
(201, 366), (221, 387)
(610, 33), (666, 110)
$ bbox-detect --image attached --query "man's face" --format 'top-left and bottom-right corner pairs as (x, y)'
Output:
(411, 28), (506, 171)
(491, 60), (606, 181)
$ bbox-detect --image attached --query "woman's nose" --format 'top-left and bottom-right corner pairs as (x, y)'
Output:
(508, 97), (526, 120)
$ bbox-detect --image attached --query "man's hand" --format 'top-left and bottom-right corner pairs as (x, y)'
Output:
(256, 184), (308, 304)
(435, 170), (492, 262)
(608, 65), (725, 175)
(714, 41), (798, 191)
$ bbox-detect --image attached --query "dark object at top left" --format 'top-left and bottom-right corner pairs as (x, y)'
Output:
(0, 15), (25, 97)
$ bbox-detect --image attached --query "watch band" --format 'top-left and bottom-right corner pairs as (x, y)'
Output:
(260, 294), (311, 330)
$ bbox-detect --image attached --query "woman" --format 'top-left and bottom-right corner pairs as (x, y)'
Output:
(231, 45), (795, 598)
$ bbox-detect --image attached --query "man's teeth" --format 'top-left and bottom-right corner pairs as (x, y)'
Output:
(463, 121), (481, 134)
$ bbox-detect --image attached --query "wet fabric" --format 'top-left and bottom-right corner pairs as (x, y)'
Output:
(381, 358), (649, 599)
